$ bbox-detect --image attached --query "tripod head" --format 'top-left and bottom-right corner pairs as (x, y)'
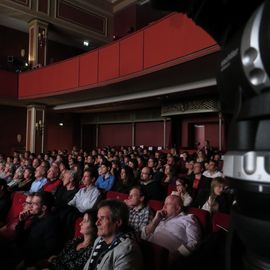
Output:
(151, 0), (270, 269)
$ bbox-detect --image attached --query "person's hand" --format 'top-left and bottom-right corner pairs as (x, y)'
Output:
(153, 209), (167, 224)
(124, 199), (131, 207)
(19, 210), (31, 222)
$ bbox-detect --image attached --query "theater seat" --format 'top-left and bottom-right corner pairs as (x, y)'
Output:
(148, 200), (164, 212)
(167, 184), (176, 196)
(139, 239), (169, 270)
(186, 207), (210, 234)
(106, 191), (128, 201)
(74, 216), (83, 238)
(212, 212), (230, 232)
(5, 192), (26, 224)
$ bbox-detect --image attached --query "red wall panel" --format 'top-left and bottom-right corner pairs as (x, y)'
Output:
(143, 13), (216, 69)
(135, 122), (163, 147)
(79, 50), (98, 86)
(99, 123), (132, 147)
(119, 32), (144, 76)
(205, 123), (219, 148)
(46, 113), (75, 151)
(0, 70), (18, 98)
(98, 43), (119, 82)
(0, 106), (26, 155)
(19, 58), (79, 97)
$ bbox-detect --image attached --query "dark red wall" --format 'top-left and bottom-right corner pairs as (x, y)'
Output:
(99, 123), (132, 147)
(46, 112), (80, 152)
(0, 106), (26, 155)
(181, 114), (222, 149)
(0, 70), (18, 98)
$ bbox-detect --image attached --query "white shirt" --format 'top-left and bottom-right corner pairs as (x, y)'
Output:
(141, 212), (201, 256)
(68, 185), (100, 213)
(203, 170), (222, 178)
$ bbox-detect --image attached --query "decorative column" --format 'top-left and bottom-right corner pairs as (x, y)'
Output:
(28, 19), (48, 68)
(26, 105), (46, 153)
(218, 112), (223, 151)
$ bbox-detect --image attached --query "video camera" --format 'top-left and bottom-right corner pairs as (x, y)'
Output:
(151, 0), (270, 269)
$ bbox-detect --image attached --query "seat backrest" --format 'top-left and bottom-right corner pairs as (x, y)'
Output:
(212, 212), (230, 232)
(74, 216), (83, 238)
(167, 184), (176, 196)
(5, 192), (26, 224)
(106, 191), (128, 201)
(139, 239), (169, 270)
(186, 207), (210, 233)
(148, 200), (164, 212)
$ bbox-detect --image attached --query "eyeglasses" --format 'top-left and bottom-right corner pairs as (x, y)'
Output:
(24, 201), (32, 205)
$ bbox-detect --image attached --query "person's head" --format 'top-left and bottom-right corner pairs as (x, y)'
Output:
(147, 158), (157, 168)
(30, 192), (55, 216)
(127, 186), (146, 208)
(167, 156), (175, 166)
(120, 166), (134, 183)
(82, 169), (95, 187)
(100, 161), (111, 176)
(63, 170), (77, 187)
(140, 167), (153, 182)
(164, 164), (172, 176)
(162, 195), (183, 218)
(23, 194), (33, 211)
(32, 158), (40, 169)
(80, 209), (98, 240)
(211, 177), (225, 196)
(193, 162), (202, 175)
(96, 199), (129, 244)
(128, 158), (138, 169)
(34, 166), (46, 179)
(175, 178), (188, 194)
(47, 166), (60, 182)
(208, 160), (217, 172)
(23, 166), (34, 180)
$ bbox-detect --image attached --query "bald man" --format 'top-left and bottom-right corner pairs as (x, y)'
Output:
(142, 195), (201, 257)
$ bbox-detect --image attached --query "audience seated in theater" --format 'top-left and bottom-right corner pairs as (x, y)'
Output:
(59, 161), (68, 180)
(140, 166), (163, 200)
(141, 195), (201, 262)
(15, 192), (60, 269)
(0, 178), (11, 226)
(124, 186), (152, 234)
(29, 165), (47, 193)
(196, 150), (206, 164)
(16, 166), (34, 191)
(68, 169), (100, 213)
(128, 158), (141, 181)
(43, 165), (61, 193)
(95, 161), (115, 192)
(113, 165), (136, 194)
(0, 194), (33, 241)
(147, 157), (163, 182)
(162, 164), (175, 185)
(41, 209), (97, 270)
(0, 162), (5, 178)
(171, 178), (193, 207)
(194, 177), (232, 214)
(201, 140), (213, 161)
(110, 159), (121, 180)
(202, 160), (223, 179)
(83, 199), (143, 270)
(188, 162), (211, 199)
(32, 158), (40, 170)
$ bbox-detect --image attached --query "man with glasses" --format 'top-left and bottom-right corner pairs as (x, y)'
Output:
(15, 191), (60, 269)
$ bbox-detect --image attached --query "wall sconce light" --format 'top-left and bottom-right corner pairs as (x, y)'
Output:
(35, 120), (44, 136)
(38, 30), (47, 47)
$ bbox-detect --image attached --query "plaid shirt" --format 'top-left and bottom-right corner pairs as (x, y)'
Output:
(129, 205), (152, 233)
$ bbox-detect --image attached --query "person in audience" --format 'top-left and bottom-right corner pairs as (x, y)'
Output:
(171, 178), (193, 207)
(68, 169), (100, 213)
(15, 192), (60, 269)
(141, 195), (201, 261)
(0, 178), (11, 226)
(140, 166), (163, 200)
(29, 165), (47, 193)
(32, 158), (40, 170)
(43, 166), (61, 193)
(113, 165), (136, 194)
(124, 186), (152, 234)
(147, 157), (163, 182)
(95, 161), (115, 192)
(83, 199), (142, 270)
(16, 166), (34, 191)
(43, 209), (97, 270)
(0, 194), (33, 240)
(196, 177), (232, 214)
(128, 158), (140, 181)
(202, 160), (223, 179)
